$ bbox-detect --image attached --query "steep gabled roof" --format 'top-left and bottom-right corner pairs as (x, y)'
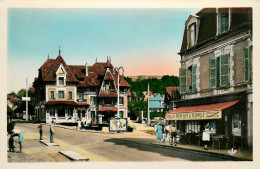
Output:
(41, 55), (79, 83)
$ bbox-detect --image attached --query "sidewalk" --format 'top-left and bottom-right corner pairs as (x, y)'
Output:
(153, 142), (252, 161)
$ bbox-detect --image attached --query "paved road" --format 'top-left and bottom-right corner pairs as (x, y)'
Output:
(14, 123), (235, 161)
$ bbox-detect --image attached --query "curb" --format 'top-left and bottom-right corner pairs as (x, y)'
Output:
(152, 143), (251, 161)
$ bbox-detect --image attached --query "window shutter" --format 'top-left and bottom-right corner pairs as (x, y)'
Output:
(220, 54), (230, 87)
(244, 46), (251, 82)
(209, 57), (217, 89)
(179, 68), (187, 94)
(192, 64), (197, 93)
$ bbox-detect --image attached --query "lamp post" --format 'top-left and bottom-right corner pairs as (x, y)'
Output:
(114, 66), (124, 119)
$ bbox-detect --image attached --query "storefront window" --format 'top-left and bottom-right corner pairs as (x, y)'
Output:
(185, 121), (201, 133)
(209, 121), (216, 134)
(232, 114), (241, 136)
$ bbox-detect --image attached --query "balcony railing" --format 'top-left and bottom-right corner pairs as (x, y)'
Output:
(99, 104), (116, 108)
(77, 99), (87, 102)
(100, 89), (116, 93)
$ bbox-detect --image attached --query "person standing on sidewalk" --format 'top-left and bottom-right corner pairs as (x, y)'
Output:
(50, 120), (55, 143)
(202, 122), (211, 150)
(38, 124), (43, 140)
(8, 134), (15, 152)
(155, 123), (163, 143)
(169, 123), (177, 146)
(18, 132), (24, 153)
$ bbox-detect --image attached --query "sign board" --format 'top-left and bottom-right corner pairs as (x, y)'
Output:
(165, 110), (222, 120)
(109, 118), (128, 132)
(22, 97), (31, 101)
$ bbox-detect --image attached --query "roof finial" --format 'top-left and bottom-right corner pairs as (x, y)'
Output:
(59, 46), (61, 56)
(48, 53), (49, 59)
(96, 57), (97, 62)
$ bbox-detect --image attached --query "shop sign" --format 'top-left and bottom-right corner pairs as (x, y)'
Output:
(166, 110), (222, 120)
(109, 118), (128, 131)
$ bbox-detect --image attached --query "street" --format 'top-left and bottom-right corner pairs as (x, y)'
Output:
(7, 123), (239, 162)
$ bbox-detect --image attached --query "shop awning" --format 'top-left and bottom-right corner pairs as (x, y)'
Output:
(99, 107), (117, 112)
(165, 100), (239, 120)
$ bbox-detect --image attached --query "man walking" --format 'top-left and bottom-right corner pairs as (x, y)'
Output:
(169, 123), (177, 146)
(38, 123), (43, 140)
(50, 120), (55, 143)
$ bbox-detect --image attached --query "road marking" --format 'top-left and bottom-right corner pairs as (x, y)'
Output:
(59, 151), (89, 161)
(40, 140), (59, 146)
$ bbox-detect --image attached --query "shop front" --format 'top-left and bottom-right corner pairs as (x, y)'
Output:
(166, 100), (246, 148)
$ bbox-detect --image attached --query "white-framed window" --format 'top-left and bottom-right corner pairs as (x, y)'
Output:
(59, 77), (64, 85)
(51, 91), (55, 99)
(68, 91), (72, 99)
(58, 91), (64, 98)
(90, 96), (95, 105)
(119, 97), (124, 105)
(189, 23), (196, 47)
(79, 93), (84, 100)
(119, 111), (124, 119)
(68, 108), (73, 117)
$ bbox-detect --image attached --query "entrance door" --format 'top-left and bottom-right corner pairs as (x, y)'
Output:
(58, 108), (65, 117)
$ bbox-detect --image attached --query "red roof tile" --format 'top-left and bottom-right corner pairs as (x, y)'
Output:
(127, 89), (131, 97)
(166, 86), (179, 97)
(7, 105), (13, 112)
(42, 55), (79, 83)
(7, 95), (18, 103)
(166, 100), (239, 114)
(98, 93), (118, 97)
(99, 107), (117, 112)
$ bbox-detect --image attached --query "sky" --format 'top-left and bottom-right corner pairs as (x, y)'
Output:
(7, 8), (199, 93)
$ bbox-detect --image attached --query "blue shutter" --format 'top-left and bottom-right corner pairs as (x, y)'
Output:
(220, 54), (230, 87)
(244, 46), (251, 82)
(192, 64), (197, 93)
(209, 58), (217, 89)
(179, 68), (187, 94)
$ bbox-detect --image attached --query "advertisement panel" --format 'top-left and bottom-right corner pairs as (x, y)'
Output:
(109, 118), (128, 132)
(165, 110), (222, 120)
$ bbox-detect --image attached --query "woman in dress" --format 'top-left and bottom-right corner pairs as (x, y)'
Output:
(156, 123), (163, 143)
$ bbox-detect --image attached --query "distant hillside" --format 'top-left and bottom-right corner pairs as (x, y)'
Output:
(126, 75), (163, 82)
(124, 75), (179, 97)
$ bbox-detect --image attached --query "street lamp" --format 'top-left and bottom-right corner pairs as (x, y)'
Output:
(114, 66), (124, 119)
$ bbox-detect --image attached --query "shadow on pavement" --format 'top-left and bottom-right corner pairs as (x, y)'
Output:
(104, 137), (237, 161)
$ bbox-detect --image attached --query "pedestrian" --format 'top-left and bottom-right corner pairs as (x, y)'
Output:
(50, 120), (55, 143)
(202, 122), (211, 150)
(18, 132), (24, 153)
(8, 134), (15, 152)
(169, 123), (177, 146)
(155, 123), (163, 143)
(38, 123), (43, 140)
(164, 123), (170, 142)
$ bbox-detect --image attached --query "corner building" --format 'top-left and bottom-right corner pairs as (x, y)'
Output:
(33, 53), (130, 125)
(166, 8), (253, 149)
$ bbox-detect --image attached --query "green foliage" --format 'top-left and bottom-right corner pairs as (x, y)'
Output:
(128, 100), (147, 120)
(125, 75), (179, 97)
(10, 89), (36, 115)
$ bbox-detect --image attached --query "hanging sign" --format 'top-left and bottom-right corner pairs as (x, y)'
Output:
(166, 110), (222, 120)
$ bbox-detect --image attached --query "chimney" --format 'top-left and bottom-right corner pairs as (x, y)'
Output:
(85, 62), (88, 77)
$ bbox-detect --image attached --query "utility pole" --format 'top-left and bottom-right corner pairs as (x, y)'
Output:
(147, 83), (150, 126)
(22, 77), (31, 121)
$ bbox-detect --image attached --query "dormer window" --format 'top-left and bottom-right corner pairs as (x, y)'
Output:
(59, 77), (64, 85)
(188, 23), (196, 48)
(56, 63), (67, 86)
(218, 8), (230, 34)
(220, 12), (228, 33)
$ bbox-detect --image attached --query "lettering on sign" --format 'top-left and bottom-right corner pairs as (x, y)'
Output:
(166, 110), (222, 120)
